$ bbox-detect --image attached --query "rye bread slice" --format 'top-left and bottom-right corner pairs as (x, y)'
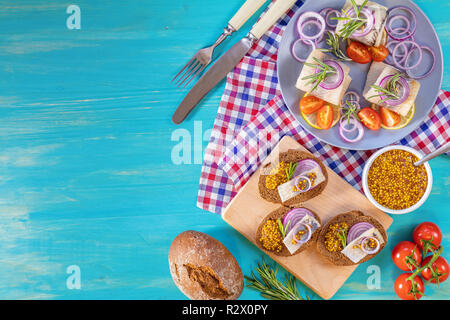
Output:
(255, 206), (322, 257)
(258, 149), (328, 206)
(316, 211), (388, 266)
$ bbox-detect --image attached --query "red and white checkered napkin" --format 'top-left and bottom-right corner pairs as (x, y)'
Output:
(197, 0), (450, 215)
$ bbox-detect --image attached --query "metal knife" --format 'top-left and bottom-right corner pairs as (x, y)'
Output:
(172, 0), (297, 124)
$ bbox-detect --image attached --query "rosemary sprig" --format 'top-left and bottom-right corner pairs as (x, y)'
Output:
(320, 31), (351, 61)
(285, 162), (298, 180)
(337, 227), (348, 248)
(341, 100), (360, 124)
(302, 57), (336, 92)
(334, 0), (369, 40)
(277, 218), (290, 238)
(245, 260), (310, 300)
(368, 73), (403, 103)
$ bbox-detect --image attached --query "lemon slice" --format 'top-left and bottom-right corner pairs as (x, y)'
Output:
(300, 93), (341, 130)
(371, 103), (415, 130)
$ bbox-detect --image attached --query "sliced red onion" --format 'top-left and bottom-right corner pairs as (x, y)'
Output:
(388, 15), (410, 36)
(282, 208), (315, 234)
(291, 38), (315, 63)
(392, 40), (422, 71)
(314, 60), (344, 90)
(293, 175), (311, 193)
(385, 40), (406, 65)
(406, 45), (436, 79)
(325, 9), (340, 29)
(347, 222), (374, 243)
(290, 223), (312, 244)
(360, 236), (380, 254)
(339, 119), (364, 143)
(293, 159), (319, 177)
(297, 11), (326, 41)
(345, 7), (375, 38)
(385, 6), (417, 41)
(342, 91), (360, 104)
(378, 75), (410, 106)
(339, 114), (358, 133)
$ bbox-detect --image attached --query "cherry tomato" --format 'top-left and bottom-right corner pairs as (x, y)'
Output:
(358, 107), (381, 130)
(347, 41), (372, 64)
(368, 45), (389, 62)
(300, 95), (324, 115)
(316, 104), (334, 130)
(421, 256), (449, 284)
(392, 241), (422, 271)
(394, 273), (425, 300)
(380, 106), (401, 127)
(413, 222), (442, 254)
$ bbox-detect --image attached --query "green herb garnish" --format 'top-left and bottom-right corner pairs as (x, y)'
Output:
(285, 162), (298, 181)
(334, 0), (369, 40)
(337, 227), (348, 248)
(277, 218), (290, 238)
(302, 57), (337, 92)
(368, 73), (403, 103)
(320, 31), (351, 61)
(245, 260), (310, 300)
(341, 100), (360, 124)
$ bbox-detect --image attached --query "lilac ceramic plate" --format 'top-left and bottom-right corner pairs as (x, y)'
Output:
(277, 0), (443, 150)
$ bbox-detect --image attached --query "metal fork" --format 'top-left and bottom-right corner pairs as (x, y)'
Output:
(172, 25), (235, 89)
(172, 0), (268, 88)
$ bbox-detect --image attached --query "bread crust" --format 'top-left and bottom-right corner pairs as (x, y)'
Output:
(255, 206), (322, 257)
(168, 230), (244, 300)
(316, 211), (388, 266)
(258, 149), (328, 205)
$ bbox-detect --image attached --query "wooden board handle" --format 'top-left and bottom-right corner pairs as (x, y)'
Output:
(249, 0), (297, 40)
(228, 0), (268, 31)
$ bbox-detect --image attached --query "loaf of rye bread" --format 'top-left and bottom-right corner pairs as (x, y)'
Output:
(316, 211), (388, 266)
(255, 206), (322, 257)
(258, 149), (328, 205)
(168, 230), (244, 300)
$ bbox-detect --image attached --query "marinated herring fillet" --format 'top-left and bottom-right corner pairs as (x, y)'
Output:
(363, 62), (420, 116)
(335, 0), (388, 47)
(296, 49), (352, 106)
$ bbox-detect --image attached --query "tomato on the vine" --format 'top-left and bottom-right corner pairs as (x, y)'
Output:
(413, 222), (442, 254)
(392, 241), (422, 271)
(394, 273), (425, 300)
(421, 256), (449, 284)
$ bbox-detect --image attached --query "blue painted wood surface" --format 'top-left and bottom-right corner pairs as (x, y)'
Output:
(0, 0), (448, 300)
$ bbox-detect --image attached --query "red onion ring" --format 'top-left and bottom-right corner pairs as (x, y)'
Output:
(291, 38), (315, 63)
(346, 7), (375, 38)
(293, 175), (311, 193)
(325, 9), (340, 29)
(339, 120), (364, 143)
(406, 45), (436, 79)
(290, 222), (312, 244)
(314, 60), (344, 90)
(339, 115), (358, 133)
(392, 40), (422, 71)
(293, 159), (319, 177)
(347, 222), (374, 243)
(378, 75), (410, 106)
(387, 15), (410, 36)
(297, 11), (326, 41)
(282, 208), (315, 233)
(342, 91), (360, 104)
(385, 6), (417, 41)
(360, 236), (380, 254)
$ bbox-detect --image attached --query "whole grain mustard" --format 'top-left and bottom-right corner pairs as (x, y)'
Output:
(265, 161), (289, 190)
(368, 150), (427, 210)
(259, 219), (283, 252)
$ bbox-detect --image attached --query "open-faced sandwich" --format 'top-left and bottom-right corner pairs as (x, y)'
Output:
(335, 0), (388, 47)
(363, 61), (419, 128)
(256, 206), (322, 257)
(259, 149), (328, 205)
(316, 211), (387, 266)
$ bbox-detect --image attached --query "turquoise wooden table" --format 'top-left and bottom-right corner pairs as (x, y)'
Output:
(0, 0), (448, 300)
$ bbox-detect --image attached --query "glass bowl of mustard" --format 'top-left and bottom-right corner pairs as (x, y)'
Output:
(362, 145), (433, 214)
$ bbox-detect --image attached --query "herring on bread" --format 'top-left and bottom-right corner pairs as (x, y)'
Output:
(296, 49), (352, 106)
(256, 206), (322, 257)
(316, 211), (387, 266)
(258, 149), (328, 206)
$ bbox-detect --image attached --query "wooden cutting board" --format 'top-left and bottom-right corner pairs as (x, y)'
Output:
(222, 136), (393, 299)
